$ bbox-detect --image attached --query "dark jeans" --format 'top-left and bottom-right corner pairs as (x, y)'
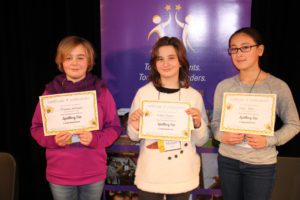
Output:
(218, 154), (276, 200)
(138, 190), (190, 200)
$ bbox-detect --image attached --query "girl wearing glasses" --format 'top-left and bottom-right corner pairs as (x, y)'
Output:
(211, 27), (300, 200)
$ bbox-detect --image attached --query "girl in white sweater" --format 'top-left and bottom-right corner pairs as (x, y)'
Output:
(127, 36), (209, 200)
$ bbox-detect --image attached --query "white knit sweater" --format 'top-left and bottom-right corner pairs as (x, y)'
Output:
(127, 82), (209, 194)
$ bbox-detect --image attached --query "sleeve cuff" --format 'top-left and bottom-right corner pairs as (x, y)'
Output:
(127, 124), (140, 141)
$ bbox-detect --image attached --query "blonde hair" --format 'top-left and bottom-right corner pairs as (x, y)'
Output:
(55, 36), (95, 72)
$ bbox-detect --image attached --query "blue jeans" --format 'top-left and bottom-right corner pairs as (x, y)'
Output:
(49, 181), (104, 200)
(218, 154), (275, 200)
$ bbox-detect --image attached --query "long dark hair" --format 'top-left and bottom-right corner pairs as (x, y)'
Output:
(148, 36), (190, 88)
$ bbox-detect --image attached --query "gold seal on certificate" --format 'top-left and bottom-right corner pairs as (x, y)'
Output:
(139, 100), (192, 141)
(220, 92), (277, 136)
(40, 91), (99, 136)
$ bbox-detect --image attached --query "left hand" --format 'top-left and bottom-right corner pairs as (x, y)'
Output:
(246, 134), (267, 149)
(76, 131), (93, 146)
(55, 132), (72, 147)
(185, 107), (202, 129)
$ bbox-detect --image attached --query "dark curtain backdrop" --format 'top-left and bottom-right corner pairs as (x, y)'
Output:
(1, 0), (299, 199)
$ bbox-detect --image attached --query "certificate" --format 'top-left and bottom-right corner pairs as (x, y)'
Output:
(40, 91), (99, 136)
(220, 93), (276, 136)
(139, 100), (192, 141)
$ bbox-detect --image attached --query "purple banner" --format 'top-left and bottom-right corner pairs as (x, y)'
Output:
(100, 0), (252, 110)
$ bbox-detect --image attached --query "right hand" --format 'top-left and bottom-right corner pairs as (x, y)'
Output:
(55, 132), (72, 147)
(128, 109), (143, 131)
(221, 132), (244, 145)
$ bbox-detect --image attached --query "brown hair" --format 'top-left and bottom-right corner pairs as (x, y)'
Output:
(55, 36), (95, 72)
(148, 36), (190, 88)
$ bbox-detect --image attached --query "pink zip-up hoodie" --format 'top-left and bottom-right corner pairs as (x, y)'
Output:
(31, 73), (121, 185)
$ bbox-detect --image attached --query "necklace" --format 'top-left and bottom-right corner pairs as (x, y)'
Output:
(248, 69), (261, 93)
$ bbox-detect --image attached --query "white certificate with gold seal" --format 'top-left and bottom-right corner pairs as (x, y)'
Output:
(40, 91), (99, 136)
(139, 100), (192, 141)
(220, 92), (276, 136)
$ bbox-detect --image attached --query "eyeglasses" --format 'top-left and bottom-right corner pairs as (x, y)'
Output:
(228, 44), (259, 55)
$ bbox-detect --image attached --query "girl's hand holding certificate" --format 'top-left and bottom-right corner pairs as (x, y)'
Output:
(220, 132), (244, 145)
(221, 132), (267, 149)
(77, 131), (93, 146)
(246, 134), (267, 149)
(55, 132), (72, 147)
(55, 130), (93, 147)
(185, 108), (202, 129)
(129, 109), (143, 131)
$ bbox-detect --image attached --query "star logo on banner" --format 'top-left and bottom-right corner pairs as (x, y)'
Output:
(147, 4), (197, 52)
(175, 4), (182, 11)
(165, 4), (171, 11)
